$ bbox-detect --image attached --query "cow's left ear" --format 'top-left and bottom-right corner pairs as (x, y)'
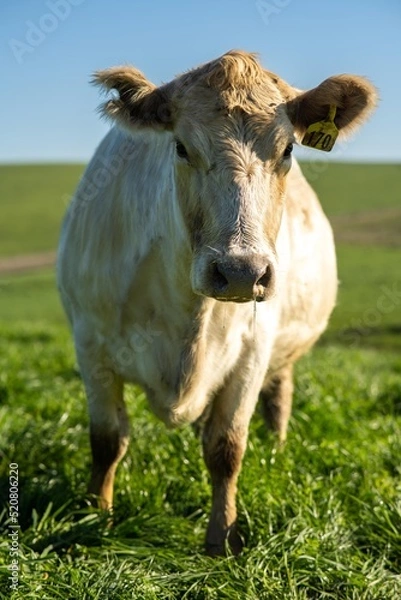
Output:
(92, 66), (174, 131)
(287, 74), (378, 141)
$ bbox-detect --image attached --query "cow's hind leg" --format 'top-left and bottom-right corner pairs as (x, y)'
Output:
(260, 364), (294, 444)
(78, 354), (129, 510)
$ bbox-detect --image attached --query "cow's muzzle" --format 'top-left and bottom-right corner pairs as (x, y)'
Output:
(206, 254), (274, 302)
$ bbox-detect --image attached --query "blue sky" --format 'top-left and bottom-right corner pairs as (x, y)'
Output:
(1, 0), (400, 163)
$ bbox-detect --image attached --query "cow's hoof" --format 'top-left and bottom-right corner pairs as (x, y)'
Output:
(205, 526), (244, 557)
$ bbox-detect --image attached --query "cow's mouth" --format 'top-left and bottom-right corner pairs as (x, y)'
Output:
(214, 292), (266, 303)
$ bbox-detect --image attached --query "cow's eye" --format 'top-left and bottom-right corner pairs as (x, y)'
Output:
(283, 143), (293, 158)
(175, 139), (189, 161)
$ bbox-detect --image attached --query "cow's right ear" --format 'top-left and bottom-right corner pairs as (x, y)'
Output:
(92, 66), (174, 131)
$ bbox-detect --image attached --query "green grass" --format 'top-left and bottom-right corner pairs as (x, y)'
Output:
(325, 245), (401, 351)
(0, 325), (400, 598)
(299, 162), (401, 216)
(0, 161), (400, 598)
(0, 270), (66, 326)
(0, 164), (84, 257)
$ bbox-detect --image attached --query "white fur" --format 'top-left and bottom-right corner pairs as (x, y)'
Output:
(57, 126), (336, 428)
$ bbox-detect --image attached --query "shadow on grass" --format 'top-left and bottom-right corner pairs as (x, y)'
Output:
(0, 472), (110, 555)
(321, 323), (401, 351)
(54, 366), (81, 382)
(1, 330), (55, 343)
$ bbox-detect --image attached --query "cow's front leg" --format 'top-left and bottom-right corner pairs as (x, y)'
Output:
(77, 350), (130, 510)
(202, 371), (261, 556)
(87, 374), (129, 510)
(203, 426), (245, 556)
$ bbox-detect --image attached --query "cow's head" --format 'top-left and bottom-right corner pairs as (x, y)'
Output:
(94, 51), (377, 302)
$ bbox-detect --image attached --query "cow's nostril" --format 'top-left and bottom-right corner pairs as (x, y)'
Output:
(207, 256), (274, 301)
(256, 265), (272, 289)
(211, 263), (229, 292)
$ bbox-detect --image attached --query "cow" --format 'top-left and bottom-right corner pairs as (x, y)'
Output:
(57, 50), (377, 556)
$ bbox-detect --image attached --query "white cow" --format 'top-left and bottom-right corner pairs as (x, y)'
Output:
(57, 50), (377, 555)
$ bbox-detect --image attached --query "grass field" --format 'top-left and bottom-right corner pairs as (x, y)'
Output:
(0, 164), (84, 258)
(0, 161), (400, 599)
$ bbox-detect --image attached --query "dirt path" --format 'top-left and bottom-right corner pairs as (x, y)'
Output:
(0, 251), (56, 274)
(330, 207), (401, 247)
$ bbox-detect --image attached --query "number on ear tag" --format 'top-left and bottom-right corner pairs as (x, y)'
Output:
(301, 105), (339, 152)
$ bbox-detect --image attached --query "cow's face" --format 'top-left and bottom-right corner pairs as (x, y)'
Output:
(94, 51), (378, 302)
(172, 102), (292, 302)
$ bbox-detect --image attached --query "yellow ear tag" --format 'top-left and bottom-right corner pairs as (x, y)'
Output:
(301, 105), (339, 152)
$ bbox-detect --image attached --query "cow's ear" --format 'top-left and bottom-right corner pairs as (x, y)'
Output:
(92, 66), (174, 130)
(287, 74), (378, 141)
